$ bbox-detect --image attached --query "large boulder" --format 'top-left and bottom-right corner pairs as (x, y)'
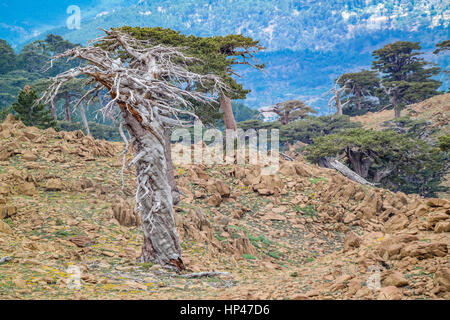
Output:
(21, 150), (38, 162)
(400, 242), (448, 260)
(44, 178), (64, 191)
(377, 286), (403, 300)
(384, 214), (409, 233)
(434, 268), (450, 292)
(426, 198), (449, 208)
(0, 183), (10, 196)
(231, 231), (257, 256)
(343, 231), (362, 252)
(17, 181), (37, 196)
(435, 221), (450, 233)
(0, 219), (13, 235)
(361, 191), (383, 218)
(382, 271), (409, 287)
(207, 180), (231, 198)
(253, 174), (283, 196)
(110, 199), (141, 227)
(0, 205), (17, 219)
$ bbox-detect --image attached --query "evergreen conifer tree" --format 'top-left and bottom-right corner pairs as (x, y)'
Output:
(12, 86), (56, 129)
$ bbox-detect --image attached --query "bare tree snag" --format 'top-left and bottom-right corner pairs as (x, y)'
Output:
(320, 157), (375, 186)
(379, 81), (405, 119)
(39, 29), (227, 272)
(181, 272), (230, 279)
(220, 93), (237, 131)
(329, 77), (350, 116)
(50, 101), (57, 120)
(64, 92), (72, 122)
(79, 104), (90, 136)
(0, 256), (13, 265)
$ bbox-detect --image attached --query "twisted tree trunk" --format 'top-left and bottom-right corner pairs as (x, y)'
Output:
(278, 110), (289, 125)
(346, 148), (371, 178)
(220, 93), (237, 131)
(123, 112), (184, 271)
(64, 92), (71, 122)
(355, 92), (362, 110)
(50, 102), (57, 120)
(335, 95), (343, 116)
(393, 92), (401, 118)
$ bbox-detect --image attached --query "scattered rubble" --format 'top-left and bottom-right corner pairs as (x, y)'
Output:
(0, 115), (448, 300)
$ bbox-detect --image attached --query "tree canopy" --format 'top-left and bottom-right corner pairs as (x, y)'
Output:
(306, 128), (447, 196)
(372, 41), (442, 117)
(433, 40), (450, 54)
(269, 100), (316, 125)
(0, 40), (17, 74)
(109, 27), (265, 130)
(114, 26), (265, 100)
(17, 34), (80, 77)
(337, 70), (380, 115)
(12, 86), (56, 129)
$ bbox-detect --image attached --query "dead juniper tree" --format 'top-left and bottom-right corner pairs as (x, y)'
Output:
(378, 81), (409, 118)
(39, 29), (226, 271)
(328, 77), (351, 116)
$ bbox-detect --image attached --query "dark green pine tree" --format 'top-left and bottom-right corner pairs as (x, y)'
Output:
(337, 69), (380, 115)
(372, 41), (442, 118)
(111, 27), (265, 130)
(434, 40), (450, 83)
(0, 39), (17, 74)
(12, 86), (56, 129)
(433, 40), (450, 54)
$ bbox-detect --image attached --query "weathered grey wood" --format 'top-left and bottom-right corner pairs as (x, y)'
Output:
(0, 256), (13, 265)
(326, 157), (375, 186)
(79, 104), (90, 136)
(123, 112), (184, 271)
(181, 272), (230, 279)
(280, 152), (294, 162)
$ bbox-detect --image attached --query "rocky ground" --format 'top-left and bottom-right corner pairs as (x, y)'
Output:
(0, 114), (449, 300)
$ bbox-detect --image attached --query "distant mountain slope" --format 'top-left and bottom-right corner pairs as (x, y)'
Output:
(37, 0), (450, 52)
(2, 0), (449, 111)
